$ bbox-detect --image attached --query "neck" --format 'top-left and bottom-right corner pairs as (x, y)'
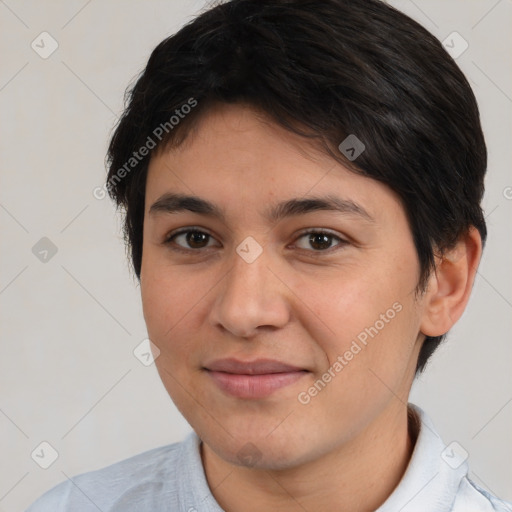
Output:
(201, 402), (418, 512)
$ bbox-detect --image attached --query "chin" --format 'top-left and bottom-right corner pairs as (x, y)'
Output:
(204, 427), (316, 471)
(223, 443), (306, 471)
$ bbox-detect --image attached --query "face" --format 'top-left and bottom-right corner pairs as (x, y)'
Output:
(140, 103), (426, 470)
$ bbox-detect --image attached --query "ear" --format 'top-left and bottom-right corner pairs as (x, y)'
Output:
(420, 227), (482, 337)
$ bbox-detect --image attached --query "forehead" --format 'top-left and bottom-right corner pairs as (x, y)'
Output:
(145, 103), (403, 224)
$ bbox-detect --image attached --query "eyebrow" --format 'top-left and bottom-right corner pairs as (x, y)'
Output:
(148, 192), (374, 223)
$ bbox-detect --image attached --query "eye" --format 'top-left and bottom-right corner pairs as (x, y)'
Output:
(164, 229), (219, 250)
(294, 230), (347, 252)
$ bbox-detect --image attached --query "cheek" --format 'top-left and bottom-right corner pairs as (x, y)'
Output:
(140, 264), (201, 407)
(141, 252), (202, 337)
(288, 266), (398, 344)
(291, 272), (420, 435)
(289, 254), (420, 377)
(140, 253), (218, 376)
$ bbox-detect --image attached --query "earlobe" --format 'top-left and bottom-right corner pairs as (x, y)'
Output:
(420, 227), (482, 337)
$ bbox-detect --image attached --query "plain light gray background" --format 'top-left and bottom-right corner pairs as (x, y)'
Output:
(1, 1), (511, 510)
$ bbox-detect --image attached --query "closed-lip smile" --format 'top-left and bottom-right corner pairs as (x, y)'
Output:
(204, 358), (309, 399)
(204, 358), (306, 374)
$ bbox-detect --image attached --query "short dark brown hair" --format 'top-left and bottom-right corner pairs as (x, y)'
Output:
(106, 0), (487, 375)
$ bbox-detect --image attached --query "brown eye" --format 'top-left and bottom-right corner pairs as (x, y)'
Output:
(308, 233), (334, 250)
(294, 230), (346, 252)
(186, 231), (210, 248)
(167, 229), (217, 250)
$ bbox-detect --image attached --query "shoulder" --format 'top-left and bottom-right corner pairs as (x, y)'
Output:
(385, 404), (512, 512)
(452, 477), (512, 512)
(25, 439), (186, 512)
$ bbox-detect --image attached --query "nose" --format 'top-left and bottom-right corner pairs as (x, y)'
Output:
(208, 246), (291, 338)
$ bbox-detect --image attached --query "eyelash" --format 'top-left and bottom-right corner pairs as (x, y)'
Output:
(163, 227), (348, 255)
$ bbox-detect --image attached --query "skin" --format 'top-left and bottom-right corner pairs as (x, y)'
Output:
(140, 103), (482, 511)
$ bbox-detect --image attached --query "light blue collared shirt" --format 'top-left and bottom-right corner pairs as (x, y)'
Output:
(26, 404), (512, 511)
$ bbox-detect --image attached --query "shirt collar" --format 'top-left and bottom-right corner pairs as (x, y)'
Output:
(179, 403), (467, 512)
(377, 403), (468, 512)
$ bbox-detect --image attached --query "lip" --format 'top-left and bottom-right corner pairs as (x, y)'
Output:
(204, 358), (309, 399)
(204, 358), (306, 374)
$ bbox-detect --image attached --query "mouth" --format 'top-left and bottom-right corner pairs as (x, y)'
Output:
(203, 358), (309, 399)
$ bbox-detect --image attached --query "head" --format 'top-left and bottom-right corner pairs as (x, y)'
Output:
(106, 0), (486, 468)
